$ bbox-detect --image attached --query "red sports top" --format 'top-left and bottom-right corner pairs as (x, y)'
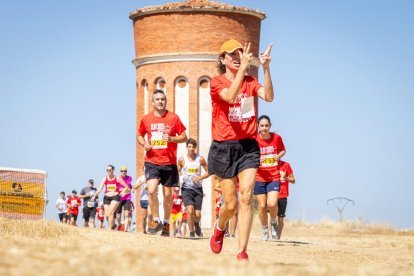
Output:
(104, 176), (120, 194)
(138, 110), (186, 165)
(171, 194), (183, 214)
(210, 74), (262, 141)
(256, 132), (286, 182)
(67, 197), (81, 215)
(96, 207), (104, 220)
(278, 161), (294, 198)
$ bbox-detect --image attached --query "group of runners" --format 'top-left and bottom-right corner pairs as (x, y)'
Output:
(55, 39), (296, 262)
(54, 165), (136, 231)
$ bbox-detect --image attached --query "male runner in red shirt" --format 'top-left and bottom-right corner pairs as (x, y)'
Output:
(137, 89), (187, 237)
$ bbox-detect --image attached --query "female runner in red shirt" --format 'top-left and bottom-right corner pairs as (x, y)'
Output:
(92, 165), (128, 230)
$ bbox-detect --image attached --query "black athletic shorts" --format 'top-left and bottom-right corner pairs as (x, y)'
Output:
(104, 194), (121, 205)
(69, 213), (78, 221)
(278, 198), (288, 217)
(208, 138), (260, 179)
(116, 200), (132, 213)
(58, 213), (68, 222)
(182, 188), (203, 210)
(144, 162), (179, 187)
(83, 207), (96, 220)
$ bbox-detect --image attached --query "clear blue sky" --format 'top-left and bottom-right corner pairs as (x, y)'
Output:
(1, 1), (413, 229)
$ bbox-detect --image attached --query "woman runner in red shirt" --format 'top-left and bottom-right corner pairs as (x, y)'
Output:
(92, 165), (128, 230)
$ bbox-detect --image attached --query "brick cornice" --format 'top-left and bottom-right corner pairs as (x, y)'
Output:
(132, 53), (218, 68)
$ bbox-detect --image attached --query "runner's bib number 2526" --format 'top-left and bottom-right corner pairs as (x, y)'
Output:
(151, 132), (168, 149)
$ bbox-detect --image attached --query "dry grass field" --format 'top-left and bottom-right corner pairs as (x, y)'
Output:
(1, 217), (413, 275)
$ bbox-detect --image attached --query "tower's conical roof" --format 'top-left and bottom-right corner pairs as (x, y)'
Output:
(129, 0), (266, 20)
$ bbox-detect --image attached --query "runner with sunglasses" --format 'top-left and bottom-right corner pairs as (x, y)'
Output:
(116, 165), (133, 232)
(208, 39), (274, 261)
(91, 165), (129, 230)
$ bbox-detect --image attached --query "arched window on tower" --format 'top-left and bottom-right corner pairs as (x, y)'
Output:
(197, 76), (213, 229)
(155, 77), (166, 95)
(198, 76), (211, 158)
(174, 76), (189, 160)
(141, 79), (149, 115)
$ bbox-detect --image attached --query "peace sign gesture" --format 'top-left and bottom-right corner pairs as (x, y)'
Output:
(259, 43), (273, 68)
(238, 42), (254, 71)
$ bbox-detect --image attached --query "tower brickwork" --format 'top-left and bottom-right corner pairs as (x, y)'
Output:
(130, 0), (265, 231)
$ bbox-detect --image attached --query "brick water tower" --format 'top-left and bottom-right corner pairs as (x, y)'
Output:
(130, 0), (266, 230)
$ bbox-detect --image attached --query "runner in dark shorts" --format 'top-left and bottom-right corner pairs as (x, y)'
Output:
(208, 39), (274, 261)
(55, 191), (68, 223)
(277, 198), (287, 217)
(277, 160), (295, 239)
(91, 165), (128, 230)
(116, 166), (133, 232)
(178, 138), (210, 238)
(137, 89), (187, 237)
(79, 179), (98, 228)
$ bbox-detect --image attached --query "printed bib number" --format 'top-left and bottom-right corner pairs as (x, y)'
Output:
(107, 184), (117, 192)
(261, 154), (278, 167)
(87, 201), (95, 208)
(151, 132), (168, 149)
(187, 167), (199, 175)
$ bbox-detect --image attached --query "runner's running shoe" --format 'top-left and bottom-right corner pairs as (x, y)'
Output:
(161, 222), (170, 237)
(148, 220), (163, 235)
(262, 228), (269, 241)
(271, 221), (279, 239)
(236, 250), (249, 261)
(194, 222), (203, 237)
(210, 220), (225, 254)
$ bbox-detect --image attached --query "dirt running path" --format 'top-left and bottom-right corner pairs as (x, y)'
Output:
(1, 219), (413, 275)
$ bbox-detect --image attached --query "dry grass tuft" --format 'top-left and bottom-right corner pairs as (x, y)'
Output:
(319, 219), (414, 236)
(0, 218), (73, 240)
(285, 219), (414, 236)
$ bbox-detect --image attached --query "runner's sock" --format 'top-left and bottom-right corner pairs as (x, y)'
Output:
(153, 217), (160, 223)
(163, 219), (169, 224)
(217, 223), (225, 231)
(262, 225), (268, 230)
(270, 219), (277, 225)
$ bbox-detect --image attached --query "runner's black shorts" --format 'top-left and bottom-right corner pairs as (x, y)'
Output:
(116, 200), (132, 213)
(58, 213), (68, 222)
(83, 207), (96, 220)
(208, 138), (260, 179)
(182, 187), (203, 210)
(144, 162), (179, 187)
(69, 213), (78, 221)
(278, 198), (288, 217)
(104, 194), (121, 205)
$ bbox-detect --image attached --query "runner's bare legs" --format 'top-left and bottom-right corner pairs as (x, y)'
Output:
(237, 168), (257, 252)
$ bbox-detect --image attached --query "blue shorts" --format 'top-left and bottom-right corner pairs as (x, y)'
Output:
(253, 181), (280, 195)
(140, 200), (149, 209)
